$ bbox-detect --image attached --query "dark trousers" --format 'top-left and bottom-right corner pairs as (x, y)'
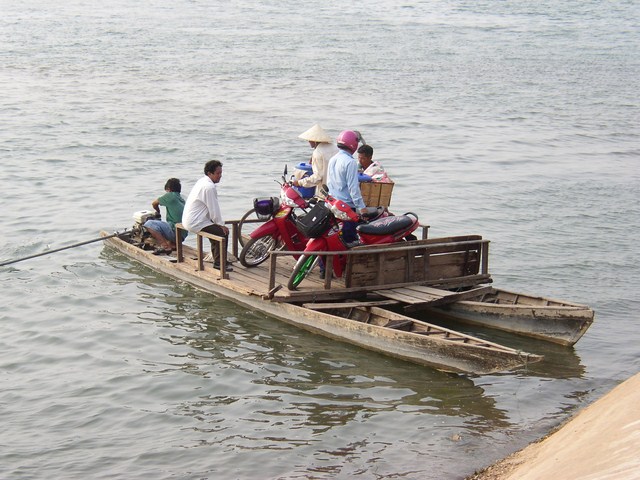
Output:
(200, 224), (228, 264)
(341, 220), (358, 244)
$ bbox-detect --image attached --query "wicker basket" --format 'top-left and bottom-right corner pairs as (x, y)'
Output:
(360, 182), (394, 207)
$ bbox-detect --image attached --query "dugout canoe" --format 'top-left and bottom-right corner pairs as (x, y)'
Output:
(101, 230), (542, 374)
(424, 287), (594, 346)
(301, 302), (542, 374)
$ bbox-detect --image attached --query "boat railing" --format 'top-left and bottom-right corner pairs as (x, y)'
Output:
(225, 215), (430, 260)
(174, 219), (476, 290)
(267, 237), (490, 294)
(226, 217), (252, 259)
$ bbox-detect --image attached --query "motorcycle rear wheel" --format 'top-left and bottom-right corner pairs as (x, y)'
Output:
(239, 235), (278, 267)
(238, 208), (270, 247)
(287, 254), (318, 290)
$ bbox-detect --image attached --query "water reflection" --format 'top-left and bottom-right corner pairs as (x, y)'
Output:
(103, 250), (512, 434)
(100, 226), (597, 477)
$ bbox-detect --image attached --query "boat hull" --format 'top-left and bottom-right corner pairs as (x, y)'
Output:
(426, 289), (594, 346)
(102, 232), (541, 374)
(319, 306), (542, 374)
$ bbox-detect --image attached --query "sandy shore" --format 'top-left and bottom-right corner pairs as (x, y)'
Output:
(467, 371), (640, 480)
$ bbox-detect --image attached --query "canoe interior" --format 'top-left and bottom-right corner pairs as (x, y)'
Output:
(420, 286), (594, 347)
(472, 288), (590, 309)
(316, 305), (540, 356)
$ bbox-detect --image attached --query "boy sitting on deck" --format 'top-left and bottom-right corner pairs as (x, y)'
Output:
(144, 178), (187, 255)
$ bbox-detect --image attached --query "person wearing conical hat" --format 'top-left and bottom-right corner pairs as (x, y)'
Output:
(293, 123), (339, 197)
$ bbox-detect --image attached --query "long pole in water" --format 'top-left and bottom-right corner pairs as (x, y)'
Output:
(0, 230), (129, 267)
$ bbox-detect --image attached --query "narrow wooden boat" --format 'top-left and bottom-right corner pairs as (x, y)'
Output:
(101, 230), (542, 374)
(303, 303), (543, 374)
(423, 288), (594, 346)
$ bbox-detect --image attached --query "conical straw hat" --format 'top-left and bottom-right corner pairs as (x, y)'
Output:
(298, 123), (332, 143)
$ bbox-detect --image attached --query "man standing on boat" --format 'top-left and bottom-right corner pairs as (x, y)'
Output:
(327, 130), (368, 245)
(292, 123), (338, 197)
(182, 160), (233, 272)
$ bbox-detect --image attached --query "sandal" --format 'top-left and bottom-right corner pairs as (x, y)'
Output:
(152, 247), (173, 255)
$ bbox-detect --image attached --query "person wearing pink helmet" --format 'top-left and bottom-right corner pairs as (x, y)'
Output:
(327, 129), (367, 246)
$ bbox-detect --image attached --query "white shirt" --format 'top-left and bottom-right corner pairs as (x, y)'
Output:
(298, 142), (339, 195)
(182, 175), (224, 233)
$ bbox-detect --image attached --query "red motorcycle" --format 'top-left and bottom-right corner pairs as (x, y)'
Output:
(239, 174), (311, 267)
(287, 193), (419, 290)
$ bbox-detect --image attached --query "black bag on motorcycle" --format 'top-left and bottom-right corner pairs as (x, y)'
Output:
(295, 202), (332, 238)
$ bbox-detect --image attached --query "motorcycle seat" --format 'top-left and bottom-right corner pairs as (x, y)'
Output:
(357, 215), (414, 235)
(361, 206), (386, 220)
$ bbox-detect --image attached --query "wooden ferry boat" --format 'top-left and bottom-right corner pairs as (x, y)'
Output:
(100, 224), (544, 374)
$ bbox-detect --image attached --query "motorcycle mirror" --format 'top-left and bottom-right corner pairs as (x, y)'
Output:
(283, 165), (288, 176)
(354, 130), (366, 146)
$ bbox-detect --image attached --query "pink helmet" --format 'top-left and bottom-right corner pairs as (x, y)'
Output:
(336, 130), (359, 154)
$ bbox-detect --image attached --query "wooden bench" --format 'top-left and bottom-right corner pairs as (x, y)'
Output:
(175, 223), (229, 279)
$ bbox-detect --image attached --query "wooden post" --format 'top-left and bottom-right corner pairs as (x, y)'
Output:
(268, 252), (277, 291)
(482, 240), (490, 276)
(344, 255), (353, 288)
(376, 253), (384, 285)
(196, 234), (204, 271)
(405, 250), (413, 282)
(175, 223), (184, 263)
(422, 248), (430, 281)
(463, 245), (471, 276)
(219, 241), (228, 280)
(323, 256), (333, 289)
(230, 221), (239, 259)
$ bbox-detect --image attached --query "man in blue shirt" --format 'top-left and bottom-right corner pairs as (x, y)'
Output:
(327, 130), (368, 244)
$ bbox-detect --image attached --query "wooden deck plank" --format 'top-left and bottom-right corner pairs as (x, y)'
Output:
(402, 285), (493, 301)
(402, 285), (494, 311)
(302, 300), (400, 310)
(373, 289), (433, 305)
(371, 285), (495, 311)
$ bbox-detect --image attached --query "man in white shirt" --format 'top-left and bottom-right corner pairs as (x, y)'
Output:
(182, 160), (233, 271)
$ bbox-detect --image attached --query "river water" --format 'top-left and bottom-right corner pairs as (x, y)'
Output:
(1, 1), (638, 479)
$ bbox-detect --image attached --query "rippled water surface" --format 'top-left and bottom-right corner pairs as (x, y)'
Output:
(1, 1), (638, 479)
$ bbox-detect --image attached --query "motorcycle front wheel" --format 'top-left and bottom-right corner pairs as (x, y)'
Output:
(239, 235), (278, 267)
(287, 254), (318, 290)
